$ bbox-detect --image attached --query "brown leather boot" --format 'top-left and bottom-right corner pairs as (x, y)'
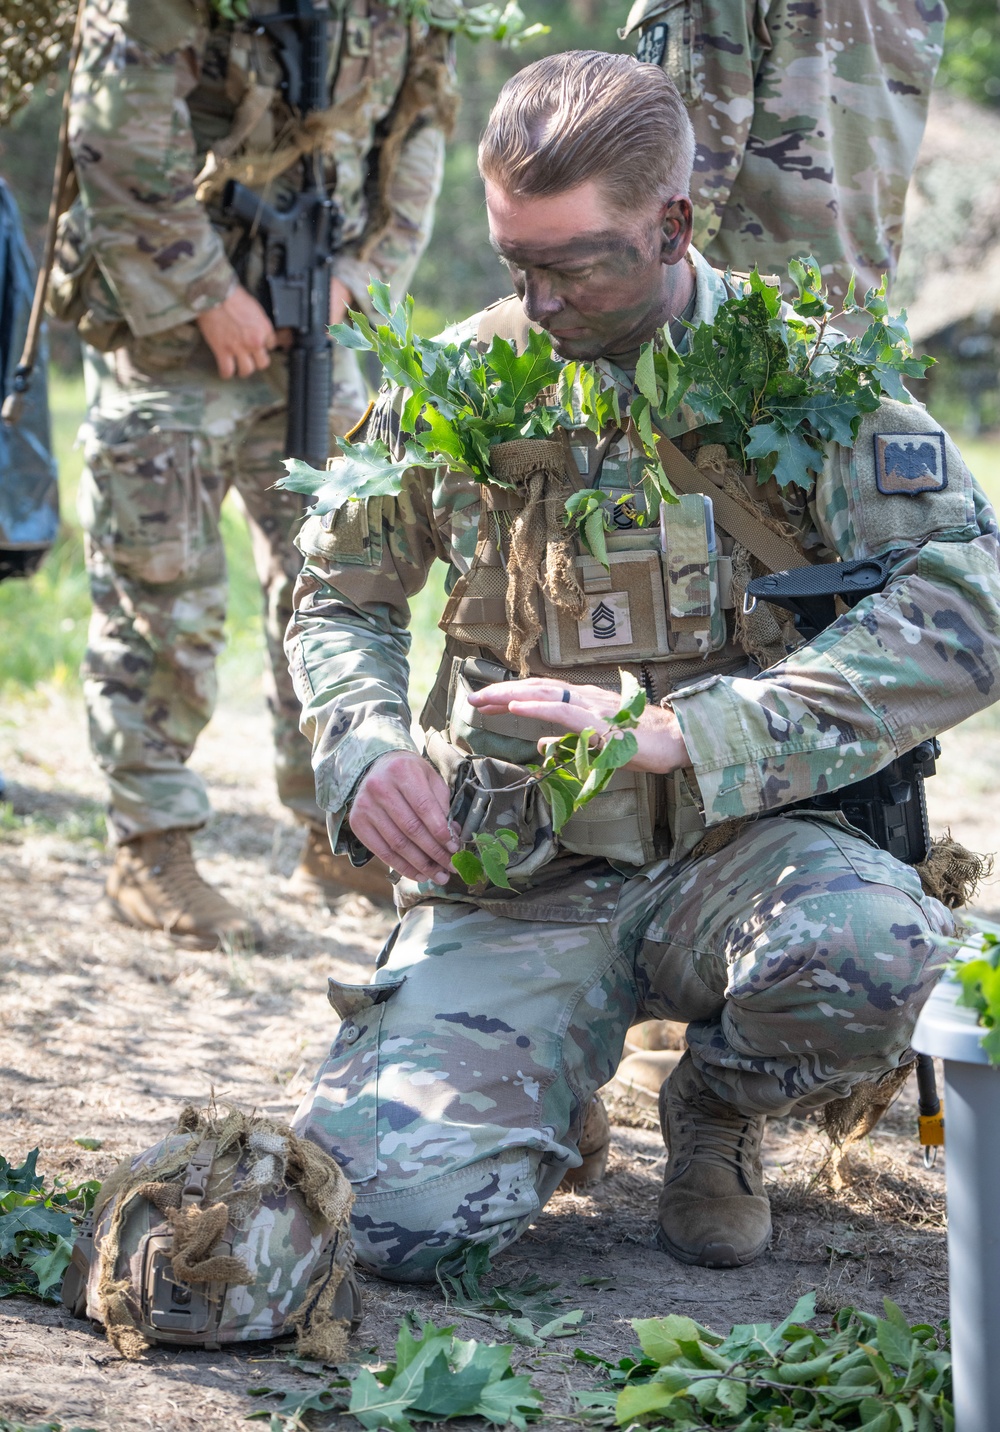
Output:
(559, 1093), (610, 1190)
(287, 827), (395, 908)
(609, 1049), (683, 1111)
(657, 1053), (771, 1268)
(102, 830), (263, 952)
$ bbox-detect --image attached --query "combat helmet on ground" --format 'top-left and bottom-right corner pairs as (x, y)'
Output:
(62, 1104), (361, 1359)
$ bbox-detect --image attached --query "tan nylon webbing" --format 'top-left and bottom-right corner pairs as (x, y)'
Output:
(650, 428), (809, 572)
(476, 295), (534, 349)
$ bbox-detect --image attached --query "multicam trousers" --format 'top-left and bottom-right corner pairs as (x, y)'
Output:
(78, 341), (367, 842)
(294, 811), (953, 1281)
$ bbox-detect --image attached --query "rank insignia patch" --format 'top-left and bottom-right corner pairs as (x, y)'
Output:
(874, 432), (948, 496)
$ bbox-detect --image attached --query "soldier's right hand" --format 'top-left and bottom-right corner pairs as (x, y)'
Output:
(350, 752), (459, 885)
(196, 284), (279, 380)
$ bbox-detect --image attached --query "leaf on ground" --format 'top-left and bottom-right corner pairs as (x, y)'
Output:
(21, 1235), (74, 1296)
(615, 1379), (679, 1423)
(0, 1200), (72, 1258)
(345, 1318), (542, 1432)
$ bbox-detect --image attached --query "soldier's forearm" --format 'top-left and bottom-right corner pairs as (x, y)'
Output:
(286, 591), (417, 818)
(671, 530), (1000, 825)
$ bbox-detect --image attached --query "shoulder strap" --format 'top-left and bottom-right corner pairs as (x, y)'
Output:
(476, 295), (535, 351)
(649, 426), (810, 573)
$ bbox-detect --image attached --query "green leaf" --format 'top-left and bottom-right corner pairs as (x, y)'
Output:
(329, 320), (375, 351)
(0, 1149), (42, 1196)
(534, 1309), (586, 1339)
(483, 329), (563, 412)
(634, 343), (659, 405)
(615, 1379), (678, 1423)
(21, 1235), (74, 1297)
(247, 1383), (344, 1422)
(474, 1370), (543, 1429)
(876, 1314), (915, 1369)
(542, 774), (579, 834)
(279, 442), (434, 516)
(578, 730), (638, 801)
(472, 830), (517, 889)
(745, 419), (823, 489)
(0, 1199), (72, 1258)
(633, 1314), (704, 1365)
(788, 255), (830, 320)
(409, 1348), (493, 1418)
(414, 405), (469, 468)
(451, 850), (485, 887)
(715, 1376), (748, 1413)
(348, 1367), (416, 1432)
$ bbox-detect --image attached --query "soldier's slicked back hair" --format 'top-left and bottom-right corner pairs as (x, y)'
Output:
(478, 50), (695, 212)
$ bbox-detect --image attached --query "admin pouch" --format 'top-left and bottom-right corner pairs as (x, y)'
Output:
(431, 657), (663, 870)
(61, 1104), (361, 1360)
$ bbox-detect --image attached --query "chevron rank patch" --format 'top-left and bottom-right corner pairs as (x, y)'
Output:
(874, 432), (948, 496)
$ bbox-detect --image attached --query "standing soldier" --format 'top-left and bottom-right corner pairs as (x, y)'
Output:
(620, 0), (945, 321)
(49, 0), (459, 947)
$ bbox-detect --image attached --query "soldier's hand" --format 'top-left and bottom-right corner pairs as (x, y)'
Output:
(350, 752), (459, 885)
(469, 678), (691, 775)
(196, 284), (278, 380)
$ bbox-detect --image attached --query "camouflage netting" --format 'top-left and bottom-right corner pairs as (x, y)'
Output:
(487, 438), (586, 676)
(94, 1103), (355, 1361)
(0, 0), (77, 127)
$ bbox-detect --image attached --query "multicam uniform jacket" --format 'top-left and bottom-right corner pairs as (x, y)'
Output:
(56, 0), (456, 354)
(619, 0), (944, 314)
(286, 249), (1000, 921)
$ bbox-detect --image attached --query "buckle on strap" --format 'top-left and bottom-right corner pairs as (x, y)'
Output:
(180, 1138), (218, 1207)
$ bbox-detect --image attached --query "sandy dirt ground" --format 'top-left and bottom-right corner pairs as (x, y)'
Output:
(0, 685), (996, 1430)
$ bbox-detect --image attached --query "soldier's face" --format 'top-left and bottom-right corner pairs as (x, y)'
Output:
(485, 178), (693, 361)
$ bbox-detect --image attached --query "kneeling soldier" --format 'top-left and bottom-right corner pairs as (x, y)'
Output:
(286, 52), (1000, 1275)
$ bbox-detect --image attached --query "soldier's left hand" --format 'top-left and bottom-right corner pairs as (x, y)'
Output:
(469, 679), (690, 775)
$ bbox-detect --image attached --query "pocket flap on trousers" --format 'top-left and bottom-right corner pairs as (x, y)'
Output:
(326, 977), (405, 1020)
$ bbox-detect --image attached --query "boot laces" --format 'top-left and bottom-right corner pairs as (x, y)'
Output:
(148, 832), (217, 905)
(674, 1098), (761, 1177)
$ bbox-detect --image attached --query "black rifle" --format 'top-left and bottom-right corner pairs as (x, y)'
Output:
(222, 0), (340, 468)
(746, 556), (939, 865)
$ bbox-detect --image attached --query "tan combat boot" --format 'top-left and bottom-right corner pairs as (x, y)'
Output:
(288, 826), (395, 908)
(611, 1049), (683, 1110)
(102, 830), (263, 951)
(559, 1093), (610, 1190)
(608, 1019), (687, 1110)
(657, 1053), (771, 1268)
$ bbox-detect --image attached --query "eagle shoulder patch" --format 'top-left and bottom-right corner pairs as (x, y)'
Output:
(874, 432), (948, 497)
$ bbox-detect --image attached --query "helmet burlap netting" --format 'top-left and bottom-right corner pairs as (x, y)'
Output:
(0, 1), (77, 127)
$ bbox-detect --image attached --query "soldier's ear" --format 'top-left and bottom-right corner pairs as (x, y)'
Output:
(659, 197), (693, 266)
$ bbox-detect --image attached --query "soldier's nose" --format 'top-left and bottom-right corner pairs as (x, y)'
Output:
(522, 278), (564, 323)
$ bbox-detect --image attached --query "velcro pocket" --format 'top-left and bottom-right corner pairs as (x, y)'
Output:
(446, 656), (553, 764)
(309, 496), (383, 566)
(559, 768), (660, 867)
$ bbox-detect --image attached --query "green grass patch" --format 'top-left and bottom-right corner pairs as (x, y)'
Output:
(0, 798), (106, 846)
